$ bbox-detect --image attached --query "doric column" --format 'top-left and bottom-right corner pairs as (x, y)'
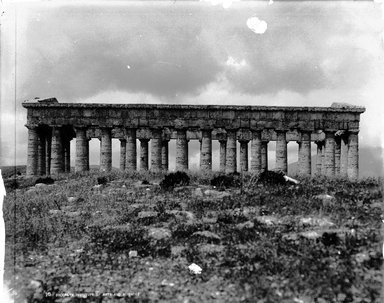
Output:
(86, 138), (90, 171)
(26, 126), (38, 176)
(64, 139), (71, 173)
(324, 131), (336, 177)
(225, 130), (237, 173)
(176, 130), (188, 171)
(347, 131), (359, 181)
(298, 131), (311, 176)
(315, 141), (324, 175)
(275, 131), (287, 173)
(321, 142), (326, 175)
(37, 131), (46, 176)
(161, 139), (169, 171)
(120, 139), (126, 171)
(261, 141), (268, 172)
(75, 127), (89, 172)
(151, 130), (162, 171)
(45, 129), (52, 175)
(219, 140), (227, 172)
(334, 136), (341, 176)
(200, 130), (212, 171)
(125, 128), (137, 171)
(140, 139), (149, 171)
(239, 140), (249, 172)
(250, 131), (262, 174)
(340, 134), (348, 178)
(100, 128), (112, 172)
(51, 127), (64, 174)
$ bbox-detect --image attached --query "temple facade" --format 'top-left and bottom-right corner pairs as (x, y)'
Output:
(22, 98), (365, 180)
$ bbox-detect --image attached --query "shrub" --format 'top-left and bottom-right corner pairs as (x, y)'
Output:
(35, 176), (55, 185)
(257, 170), (286, 185)
(160, 171), (190, 191)
(4, 178), (18, 190)
(210, 173), (241, 189)
(97, 176), (108, 185)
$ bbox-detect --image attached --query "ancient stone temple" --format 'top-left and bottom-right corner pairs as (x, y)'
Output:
(22, 98), (365, 180)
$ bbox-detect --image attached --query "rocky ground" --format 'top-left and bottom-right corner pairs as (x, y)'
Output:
(2, 171), (383, 302)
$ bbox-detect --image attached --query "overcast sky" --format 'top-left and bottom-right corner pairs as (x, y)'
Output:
(1, 0), (383, 168)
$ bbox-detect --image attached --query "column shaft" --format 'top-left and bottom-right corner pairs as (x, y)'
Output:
(176, 130), (188, 171)
(225, 130), (237, 173)
(335, 136), (341, 176)
(250, 131), (262, 174)
(51, 127), (64, 174)
(75, 128), (88, 172)
(86, 139), (90, 171)
(161, 140), (169, 171)
(151, 130), (162, 171)
(315, 142), (323, 175)
(64, 139), (71, 173)
(26, 127), (38, 176)
(347, 132), (359, 180)
(275, 131), (288, 173)
(219, 140), (227, 172)
(45, 130), (52, 175)
(321, 142), (326, 175)
(126, 128), (137, 171)
(324, 132), (336, 177)
(120, 139), (126, 171)
(200, 130), (212, 171)
(140, 139), (149, 171)
(100, 128), (112, 172)
(37, 132), (46, 176)
(340, 135), (348, 178)
(299, 132), (311, 176)
(261, 141), (268, 172)
(239, 141), (249, 172)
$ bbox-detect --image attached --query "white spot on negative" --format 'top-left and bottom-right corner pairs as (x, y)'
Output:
(246, 16), (268, 35)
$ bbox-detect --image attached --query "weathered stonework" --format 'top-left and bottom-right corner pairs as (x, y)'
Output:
(23, 98), (365, 179)
(200, 130), (212, 171)
(75, 127), (88, 172)
(250, 131), (262, 174)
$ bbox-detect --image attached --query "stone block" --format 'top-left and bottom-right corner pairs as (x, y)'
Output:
(209, 110), (222, 119)
(272, 111), (284, 120)
(222, 111), (235, 119)
(240, 119), (250, 128)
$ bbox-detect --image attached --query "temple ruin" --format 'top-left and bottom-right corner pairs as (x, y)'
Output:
(22, 98), (365, 180)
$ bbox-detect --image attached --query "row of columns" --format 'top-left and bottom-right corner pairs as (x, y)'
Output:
(315, 131), (359, 180)
(26, 126), (359, 180)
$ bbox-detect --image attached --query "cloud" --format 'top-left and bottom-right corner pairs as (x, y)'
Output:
(11, 2), (381, 102)
(225, 56), (246, 70)
(200, 0), (240, 10)
(17, 4), (222, 101)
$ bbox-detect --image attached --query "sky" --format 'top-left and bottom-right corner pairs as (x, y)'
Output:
(0, 0), (383, 170)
